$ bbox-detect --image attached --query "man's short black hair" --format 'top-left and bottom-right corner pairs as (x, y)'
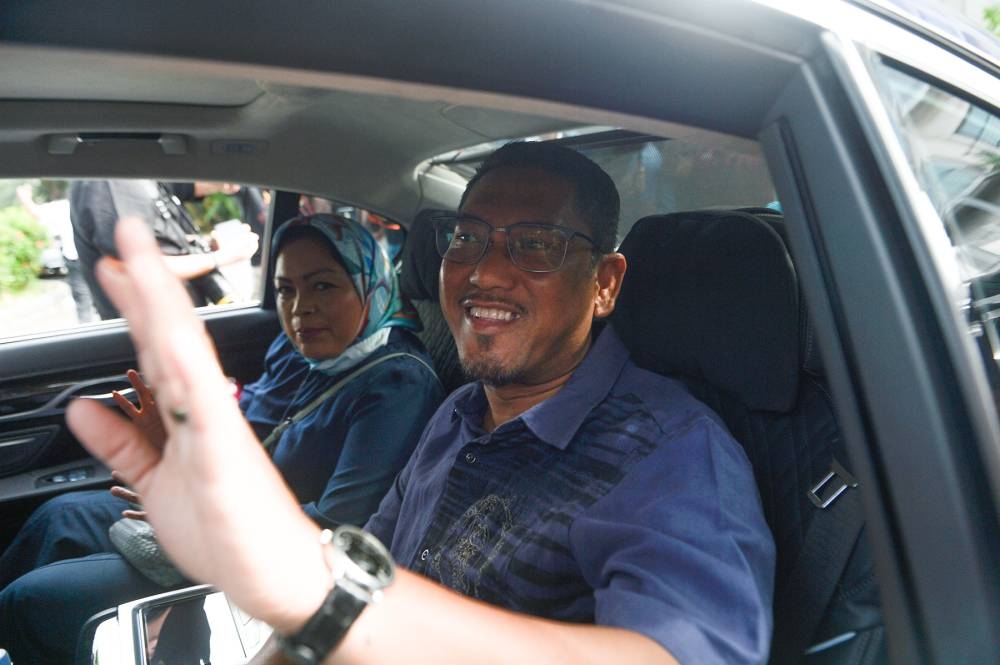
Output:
(459, 141), (620, 255)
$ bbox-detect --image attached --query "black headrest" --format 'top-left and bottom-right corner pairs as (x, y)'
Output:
(743, 210), (824, 379)
(399, 209), (448, 302)
(613, 210), (800, 412)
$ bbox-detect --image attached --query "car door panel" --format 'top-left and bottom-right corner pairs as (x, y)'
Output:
(0, 425), (61, 478)
(0, 306), (280, 552)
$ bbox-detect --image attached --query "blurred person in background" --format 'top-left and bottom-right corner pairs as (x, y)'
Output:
(69, 180), (259, 320)
(17, 182), (97, 323)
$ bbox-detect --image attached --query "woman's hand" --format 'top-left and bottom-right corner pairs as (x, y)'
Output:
(109, 469), (147, 520)
(66, 217), (328, 632)
(112, 369), (167, 450)
(110, 370), (166, 517)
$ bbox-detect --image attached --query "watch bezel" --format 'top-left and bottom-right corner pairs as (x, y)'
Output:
(329, 525), (395, 591)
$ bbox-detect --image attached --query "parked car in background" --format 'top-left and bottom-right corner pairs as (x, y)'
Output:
(0, 0), (998, 663)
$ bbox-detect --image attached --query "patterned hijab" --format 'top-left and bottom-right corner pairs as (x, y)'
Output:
(272, 213), (419, 375)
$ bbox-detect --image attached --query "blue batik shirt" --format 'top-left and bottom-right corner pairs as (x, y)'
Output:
(365, 325), (775, 665)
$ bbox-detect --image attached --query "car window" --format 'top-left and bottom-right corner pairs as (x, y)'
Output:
(431, 131), (777, 244)
(575, 138), (777, 240)
(868, 62), (1000, 405)
(0, 182), (405, 341)
(0, 180), (269, 338)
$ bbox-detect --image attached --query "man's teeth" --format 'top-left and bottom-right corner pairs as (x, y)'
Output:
(469, 306), (516, 321)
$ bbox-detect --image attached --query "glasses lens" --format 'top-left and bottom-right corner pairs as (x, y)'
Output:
(435, 217), (489, 263)
(508, 224), (569, 272)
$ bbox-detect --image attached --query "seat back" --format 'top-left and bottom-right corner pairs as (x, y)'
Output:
(399, 209), (468, 394)
(611, 209), (883, 665)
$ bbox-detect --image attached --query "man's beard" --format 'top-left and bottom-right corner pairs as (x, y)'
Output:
(459, 334), (523, 387)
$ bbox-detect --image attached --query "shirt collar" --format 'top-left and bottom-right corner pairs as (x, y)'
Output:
(452, 324), (630, 450)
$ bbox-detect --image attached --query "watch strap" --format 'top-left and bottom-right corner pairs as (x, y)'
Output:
(278, 584), (368, 665)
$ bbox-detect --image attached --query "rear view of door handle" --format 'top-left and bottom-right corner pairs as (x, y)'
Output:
(78, 386), (135, 402)
(0, 375), (133, 423)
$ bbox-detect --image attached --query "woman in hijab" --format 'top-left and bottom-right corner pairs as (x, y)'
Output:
(0, 214), (444, 665)
(239, 212), (443, 526)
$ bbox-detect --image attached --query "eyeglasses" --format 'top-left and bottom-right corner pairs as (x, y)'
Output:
(432, 214), (596, 273)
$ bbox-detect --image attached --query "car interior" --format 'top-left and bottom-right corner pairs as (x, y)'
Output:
(3, 1), (1000, 663)
(0, 50), (882, 665)
(1, 166), (879, 665)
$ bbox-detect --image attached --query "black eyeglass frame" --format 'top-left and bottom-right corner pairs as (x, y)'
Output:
(431, 214), (597, 273)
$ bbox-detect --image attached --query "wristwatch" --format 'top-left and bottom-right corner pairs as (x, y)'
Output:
(278, 525), (395, 665)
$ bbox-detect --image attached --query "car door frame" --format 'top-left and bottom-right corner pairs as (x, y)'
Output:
(758, 19), (1000, 664)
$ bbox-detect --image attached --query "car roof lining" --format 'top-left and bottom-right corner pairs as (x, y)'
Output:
(0, 46), (772, 223)
(0, 0), (815, 222)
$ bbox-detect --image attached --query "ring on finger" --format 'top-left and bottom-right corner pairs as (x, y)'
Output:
(168, 406), (188, 424)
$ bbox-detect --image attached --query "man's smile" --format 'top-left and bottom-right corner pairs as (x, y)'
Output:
(460, 296), (525, 329)
(468, 306), (518, 321)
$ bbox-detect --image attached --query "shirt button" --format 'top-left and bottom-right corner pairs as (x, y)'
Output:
(420, 549), (430, 561)
(465, 452), (476, 464)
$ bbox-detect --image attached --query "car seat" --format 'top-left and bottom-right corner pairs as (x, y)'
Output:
(398, 209), (468, 394)
(611, 209), (885, 665)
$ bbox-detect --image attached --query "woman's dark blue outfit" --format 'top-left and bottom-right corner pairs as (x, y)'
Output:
(0, 329), (443, 664)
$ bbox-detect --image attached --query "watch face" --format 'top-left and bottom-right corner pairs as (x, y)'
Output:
(334, 527), (394, 586)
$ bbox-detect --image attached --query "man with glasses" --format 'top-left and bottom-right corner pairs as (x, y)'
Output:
(64, 142), (775, 665)
(361, 141), (774, 663)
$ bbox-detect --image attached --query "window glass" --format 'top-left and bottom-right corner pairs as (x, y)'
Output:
(577, 139), (776, 240)
(0, 180), (269, 339)
(433, 131), (777, 245)
(0, 182), (407, 340)
(869, 62), (1000, 403)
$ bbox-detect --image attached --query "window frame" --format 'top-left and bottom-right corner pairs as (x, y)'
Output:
(756, 24), (1000, 662)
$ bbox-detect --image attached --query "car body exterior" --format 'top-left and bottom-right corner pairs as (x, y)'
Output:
(0, 0), (999, 663)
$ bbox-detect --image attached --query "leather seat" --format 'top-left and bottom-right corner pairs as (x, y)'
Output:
(612, 209), (883, 665)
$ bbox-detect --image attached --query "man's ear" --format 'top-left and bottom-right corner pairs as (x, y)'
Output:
(593, 252), (626, 319)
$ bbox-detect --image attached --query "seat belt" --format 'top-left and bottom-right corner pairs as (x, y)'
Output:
(260, 352), (437, 451)
(770, 460), (865, 665)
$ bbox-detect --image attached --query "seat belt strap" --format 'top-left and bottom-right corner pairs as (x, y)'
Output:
(770, 461), (865, 665)
(260, 352), (435, 451)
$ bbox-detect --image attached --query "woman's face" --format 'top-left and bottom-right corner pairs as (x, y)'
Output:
(274, 236), (366, 360)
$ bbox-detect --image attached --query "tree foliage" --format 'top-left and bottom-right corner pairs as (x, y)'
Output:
(986, 5), (1000, 36)
(0, 206), (47, 294)
(183, 192), (244, 234)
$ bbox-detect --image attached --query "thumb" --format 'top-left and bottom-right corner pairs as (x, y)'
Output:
(67, 398), (160, 494)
